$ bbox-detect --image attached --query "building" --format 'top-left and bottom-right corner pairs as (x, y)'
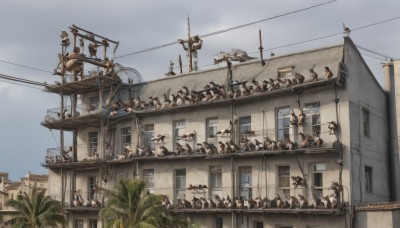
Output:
(41, 30), (395, 228)
(0, 172), (48, 227)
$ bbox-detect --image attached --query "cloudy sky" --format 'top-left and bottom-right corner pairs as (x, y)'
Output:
(0, 0), (399, 180)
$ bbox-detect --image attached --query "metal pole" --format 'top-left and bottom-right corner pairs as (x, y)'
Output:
(259, 29), (265, 66)
(187, 16), (193, 72)
(179, 55), (183, 74)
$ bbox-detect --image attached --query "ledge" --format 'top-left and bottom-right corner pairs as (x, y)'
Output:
(40, 78), (342, 130)
(170, 208), (342, 215)
(44, 75), (121, 95)
(42, 148), (338, 169)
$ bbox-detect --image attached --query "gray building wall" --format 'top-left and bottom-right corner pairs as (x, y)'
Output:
(343, 38), (390, 203)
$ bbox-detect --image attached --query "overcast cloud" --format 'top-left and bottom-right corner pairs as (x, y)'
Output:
(0, 0), (399, 180)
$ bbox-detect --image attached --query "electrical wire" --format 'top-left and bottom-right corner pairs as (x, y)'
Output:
(200, 0), (337, 38)
(0, 78), (43, 90)
(0, 73), (46, 86)
(116, 0), (337, 59)
(0, 59), (54, 74)
(171, 17), (400, 72)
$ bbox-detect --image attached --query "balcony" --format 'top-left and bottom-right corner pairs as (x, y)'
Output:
(91, 77), (343, 119)
(44, 74), (121, 95)
(42, 145), (339, 169)
(41, 104), (106, 130)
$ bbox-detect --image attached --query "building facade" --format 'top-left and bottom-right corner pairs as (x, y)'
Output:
(41, 37), (392, 228)
(0, 172), (48, 227)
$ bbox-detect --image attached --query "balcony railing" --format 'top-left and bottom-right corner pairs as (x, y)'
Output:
(44, 103), (102, 122)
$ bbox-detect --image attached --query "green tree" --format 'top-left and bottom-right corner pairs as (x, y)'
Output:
(99, 178), (188, 228)
(5, 187), (67, 228)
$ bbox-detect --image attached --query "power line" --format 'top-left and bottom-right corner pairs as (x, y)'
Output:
(0, 79), (43, 90)
(0, 73), (47, 86)
(200, 0), (337, 38)
(0, 59), (54, 74)
(357, 45), (396, 61)
(116, 0), (337, 59)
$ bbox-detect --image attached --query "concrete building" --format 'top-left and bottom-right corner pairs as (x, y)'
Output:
(0, 172), (48, 227)
(41, 36), (395, 228)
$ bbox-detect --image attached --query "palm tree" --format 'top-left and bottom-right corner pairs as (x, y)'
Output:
(5, 187), (66, 228)
(99, 178), (188, 228)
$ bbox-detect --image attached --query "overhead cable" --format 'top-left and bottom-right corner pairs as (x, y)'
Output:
(116, 0), (337, 59)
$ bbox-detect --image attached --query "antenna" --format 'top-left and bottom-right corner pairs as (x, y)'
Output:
(258, 29), (265, 66)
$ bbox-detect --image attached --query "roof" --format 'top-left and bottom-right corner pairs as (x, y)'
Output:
(23, 173), (48, 180)
(355, 201), (400, 212)
(131, 44), (344, 99)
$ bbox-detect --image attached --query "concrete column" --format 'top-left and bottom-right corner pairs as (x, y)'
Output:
(385, 61), (400, 200)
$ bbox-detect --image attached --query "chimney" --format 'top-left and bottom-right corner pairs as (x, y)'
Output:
(383, 62), (394, 93)
(385, 61), (400, 200)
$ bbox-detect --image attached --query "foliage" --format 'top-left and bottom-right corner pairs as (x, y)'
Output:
(100, 178), (188, 228)
(5, 187), (66, 228)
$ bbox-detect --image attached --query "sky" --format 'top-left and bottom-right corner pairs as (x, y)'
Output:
(0, 0), (399, 181)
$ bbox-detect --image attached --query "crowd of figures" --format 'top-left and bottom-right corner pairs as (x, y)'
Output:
(162, 181), (342, 210)
(108, 66), (334, 116)
(43, 120), (339, 164)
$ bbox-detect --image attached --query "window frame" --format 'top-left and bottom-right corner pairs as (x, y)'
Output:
(143, 169), (155, 193)
(88, 95), (99, 113)
(88, 176), (97, 200)
(89, 219), (98, 228)
(277, 165), (290, 197)
(362, 108), (370, 137)
(121, 127), (132, 153)
(74, 219), (83, 228)
(239, 166), (252, 199)
(215, 217), (223, 228)
(143, 124), (155, 150)
(239, 116), (252, 140)
(311, 163), (326, 198)
(173, 120), (186, 151)
(175, 169), (186, 200)
(209, 166), (222, 198)
(88, 131), (98, 157)
(276, 107), (291, 141)
(304, 102), (321, 136)
(206, 117), (219, 142)
(277, 66), (293, 79)
(365, 166), (373, 193)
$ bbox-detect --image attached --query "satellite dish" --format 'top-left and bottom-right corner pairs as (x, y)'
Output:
(112, 63), (143, 84)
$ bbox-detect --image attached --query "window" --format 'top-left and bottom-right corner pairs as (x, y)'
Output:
(210, 166), (222, 198)
(277, 108), (290, 140)
(239, 116), (251, 140)
(89, 96), (99, 113)
(89, 219), (98, 228)
(121, 127), (132, 152)
(365, 166), (373, 193)
(88, 131), (98, 157)
(143, 169), (154, 193)
(239, 215), (250, 228)
(311, 163), (325, 198)
(175, 169), (186, 199)
(278, 67), (293, 79)
(143, 124), (155, 150)
(304, 102), (321, 135)
(277, 166), (290, 197)
(174, 120), (186, 150)
(74, 219), (83, 228)
(206, 117), (219, 142)
(254, 221), (264, 228)
(88, 176), (97, 200)
(216, 217), (223, 228)
(239, 166), (252, 199)
(363, 108), (370, 137)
